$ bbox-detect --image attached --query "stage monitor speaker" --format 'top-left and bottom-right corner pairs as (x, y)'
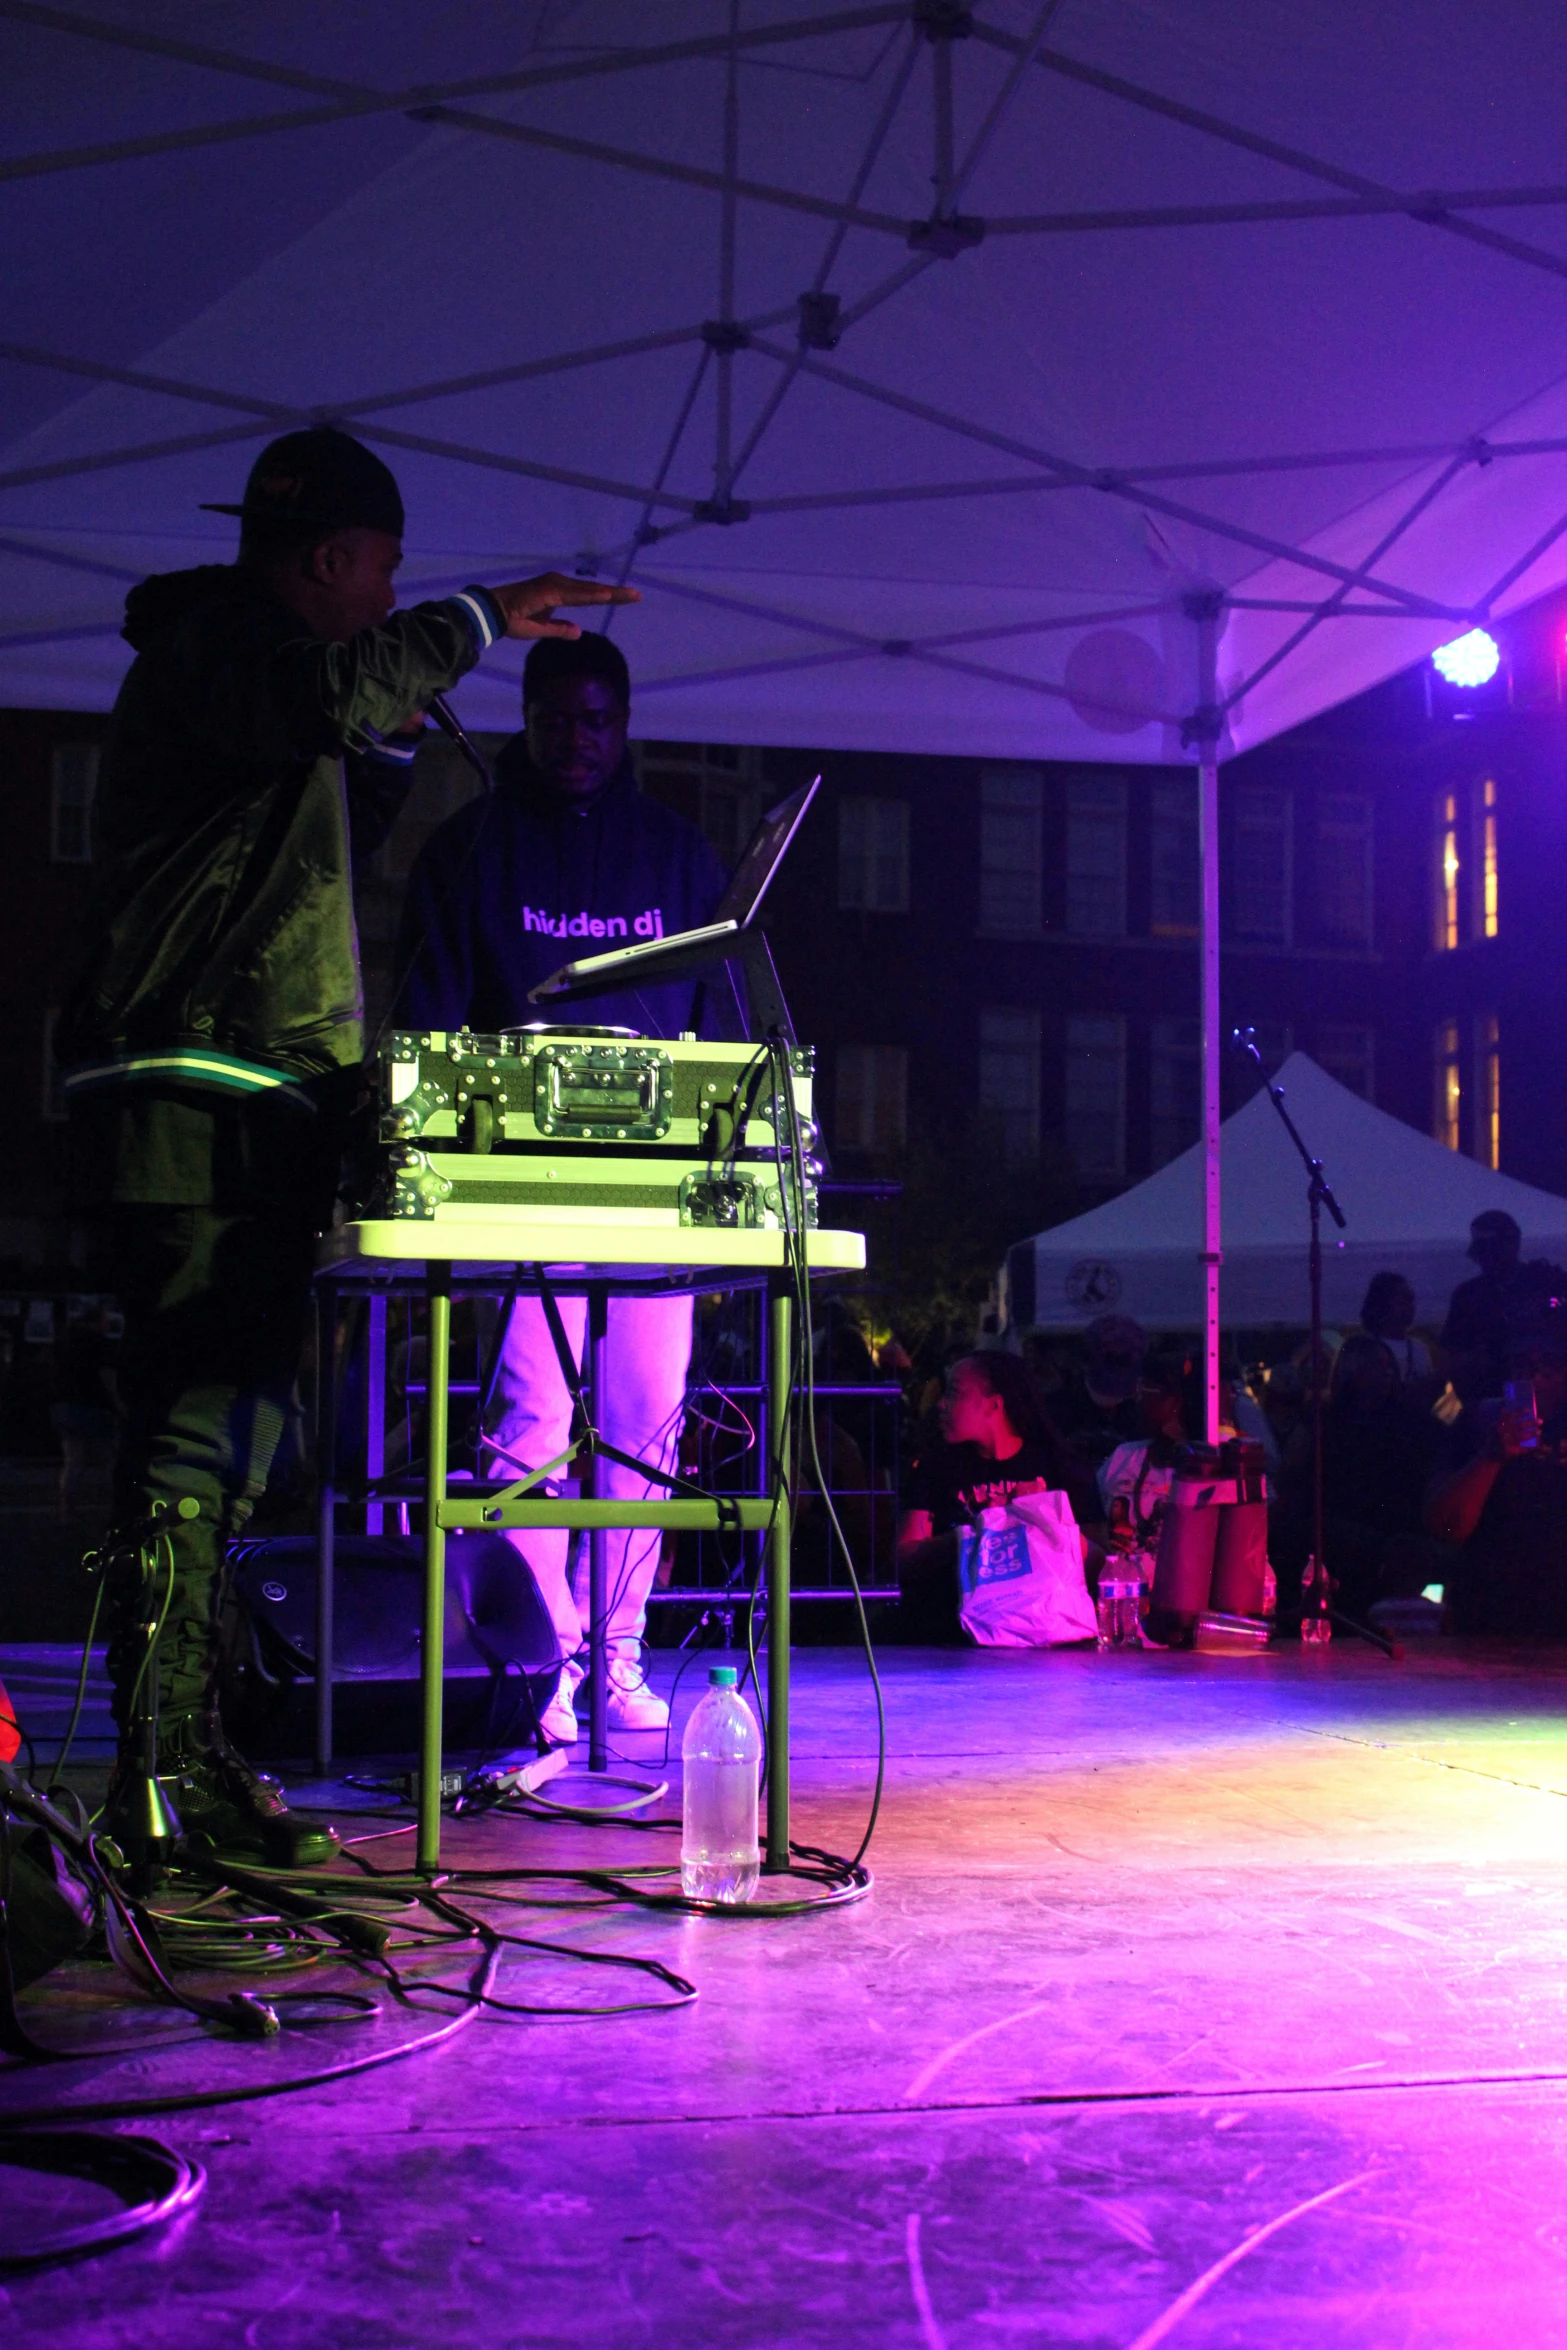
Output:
(226, 1531), (562, 1759)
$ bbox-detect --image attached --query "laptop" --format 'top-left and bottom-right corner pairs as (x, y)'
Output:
(528, 774), (819, 1006)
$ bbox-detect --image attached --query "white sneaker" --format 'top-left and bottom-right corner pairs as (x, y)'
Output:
(538, 1677), (580, 1746)
(605, 1673), (669, 1733)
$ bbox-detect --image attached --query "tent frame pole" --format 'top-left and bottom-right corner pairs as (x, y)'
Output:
(1185, 591), (1225, 1446)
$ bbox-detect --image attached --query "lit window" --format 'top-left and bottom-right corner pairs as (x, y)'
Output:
(836, 1045), (907, 1153)
(49, 744), (98, 865)
(1064, 774), (1127, 938)
(1433, 790), (1459, 951)
(838, 797), (910, 913)
(979, 1008), (1041, 1160)
(1149, 778), (1200, 936)
(1315, 794), (1372, 945)
(1065, 1015), (1126, 1182)
(1475, 1014), (1500, 1169)
(1473, 776), (1499, 940)
(1150, 1017), (1201, 1168)
(1433, 1019), (1461, 1151)
(978, 769), (1043, 935)
(1232, 786), (1292, 945)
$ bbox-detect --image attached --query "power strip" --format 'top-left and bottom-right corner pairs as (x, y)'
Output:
(474, 1746), (571, 1799)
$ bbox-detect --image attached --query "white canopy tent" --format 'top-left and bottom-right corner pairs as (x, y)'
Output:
(5, 2), (1567, 745)
(1010, 1054), (1567, 1334)
(7, 3), (1567, 1417)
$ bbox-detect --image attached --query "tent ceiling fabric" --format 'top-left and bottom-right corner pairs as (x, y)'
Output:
(1017, 1055), (1567, 1332)
(6, 1), (1567, 753)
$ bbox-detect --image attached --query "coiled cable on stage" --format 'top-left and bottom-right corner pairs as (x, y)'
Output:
(0, 2129), (205, 2269)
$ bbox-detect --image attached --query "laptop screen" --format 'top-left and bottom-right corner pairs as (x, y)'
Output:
(528, 774), (818, 1007)
(711, 777), (819, 927)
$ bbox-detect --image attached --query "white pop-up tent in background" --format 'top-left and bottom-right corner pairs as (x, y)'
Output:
(1007, 1055), (1567, 1335)
(7, 3), (1567, 1409)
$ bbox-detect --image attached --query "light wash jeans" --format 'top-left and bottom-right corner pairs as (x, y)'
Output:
(486, 1291), (692, 1686)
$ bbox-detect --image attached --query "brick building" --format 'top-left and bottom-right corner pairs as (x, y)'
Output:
(3, 647), (1564, 1298)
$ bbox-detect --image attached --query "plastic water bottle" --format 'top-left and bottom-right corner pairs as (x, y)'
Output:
(681, 1666), (762, 1902)
(1096, 1566), (1142, 1650)
(1300, 1555), (1333, 1645)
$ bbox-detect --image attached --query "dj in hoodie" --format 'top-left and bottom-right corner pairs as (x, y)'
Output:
(395, 636), (739, 1043)
(395, 634), (741, 1738)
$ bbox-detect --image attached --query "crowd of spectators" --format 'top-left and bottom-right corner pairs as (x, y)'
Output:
(22, 1192), (1567, 1647)
(892, 1205), (1567, 1645)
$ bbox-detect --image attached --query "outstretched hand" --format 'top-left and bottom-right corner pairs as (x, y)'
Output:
(490, 573), (640, 641)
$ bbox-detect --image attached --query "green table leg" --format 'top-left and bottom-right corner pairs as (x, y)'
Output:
(764, 1274), (792, 1874)
(418, 1262), (451, 1874)
(587, 1284), (610, 1774)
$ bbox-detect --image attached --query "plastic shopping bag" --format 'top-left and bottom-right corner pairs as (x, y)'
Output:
(954, 1488), (1097, 1647)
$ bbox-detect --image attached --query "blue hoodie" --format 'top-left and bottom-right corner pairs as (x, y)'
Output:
(393, 741), (745, 1041)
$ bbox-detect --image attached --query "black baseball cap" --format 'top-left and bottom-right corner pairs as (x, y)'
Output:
(202, 427), (405, 537)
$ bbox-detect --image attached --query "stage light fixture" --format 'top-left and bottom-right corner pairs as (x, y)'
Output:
(1431, 628), (1501, 687)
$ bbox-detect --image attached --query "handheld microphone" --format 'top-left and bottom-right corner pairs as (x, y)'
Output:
(426, 690), (493, 792)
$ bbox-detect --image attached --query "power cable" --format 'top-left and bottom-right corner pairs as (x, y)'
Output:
(0, 2129), (205, 2269)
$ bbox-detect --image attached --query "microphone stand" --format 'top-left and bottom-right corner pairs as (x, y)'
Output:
(1232, 1031), (1397, 1659)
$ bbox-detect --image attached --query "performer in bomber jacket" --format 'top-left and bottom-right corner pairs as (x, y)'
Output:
(61, 426), (633, 1863)
(395, 633), (740, 1739)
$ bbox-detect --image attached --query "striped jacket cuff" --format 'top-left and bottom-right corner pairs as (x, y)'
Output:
(363, 731), (421, 767)
(451, 586), (505, 651)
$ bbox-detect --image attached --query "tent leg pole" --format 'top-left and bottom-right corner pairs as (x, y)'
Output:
(1200, 745), (1221, 1443)
(1187, 590), (1225, 1446)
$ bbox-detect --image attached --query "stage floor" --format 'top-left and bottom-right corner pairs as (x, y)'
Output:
(8, 1637), (1567, 2345)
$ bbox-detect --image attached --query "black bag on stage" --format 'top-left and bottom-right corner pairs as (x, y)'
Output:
(0, 1782), (96, 2002)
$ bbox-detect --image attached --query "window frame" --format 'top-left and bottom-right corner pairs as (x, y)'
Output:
(1230, 783), (1294, 946)
(1314, 791), (1374, 948)
(978, 1006), (1042, 1161)
(835, 1043), (909, 1155)
(978, 767), (1044, 938)
(1148, 776), (1200, 939)
(837, 795), (911, 914)
(1063, 773), (1128, 941)
(1433, 1017), (1462, 1151)
(1064, 1012), (1127, 1183)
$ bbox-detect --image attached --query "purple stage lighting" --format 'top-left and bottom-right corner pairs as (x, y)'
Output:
(1431, 628), (1501, 687)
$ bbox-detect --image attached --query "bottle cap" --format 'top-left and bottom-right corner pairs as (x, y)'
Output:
(708, 1665), (738, 1688)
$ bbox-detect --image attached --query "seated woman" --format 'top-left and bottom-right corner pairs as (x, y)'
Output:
(1097, 1352), (1194, 1555)
(896, 1352), (1095, 1642)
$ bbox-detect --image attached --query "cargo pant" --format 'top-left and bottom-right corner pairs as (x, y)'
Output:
(485, 1292), (692, 1687)
(104, 1207), (317, 1738)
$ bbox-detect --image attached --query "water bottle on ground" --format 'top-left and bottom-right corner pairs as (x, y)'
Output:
(681, 1666), (762, 1902)
(1300, 1555), (1333, 1644)
(1096, 1565), (1142, 1650)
